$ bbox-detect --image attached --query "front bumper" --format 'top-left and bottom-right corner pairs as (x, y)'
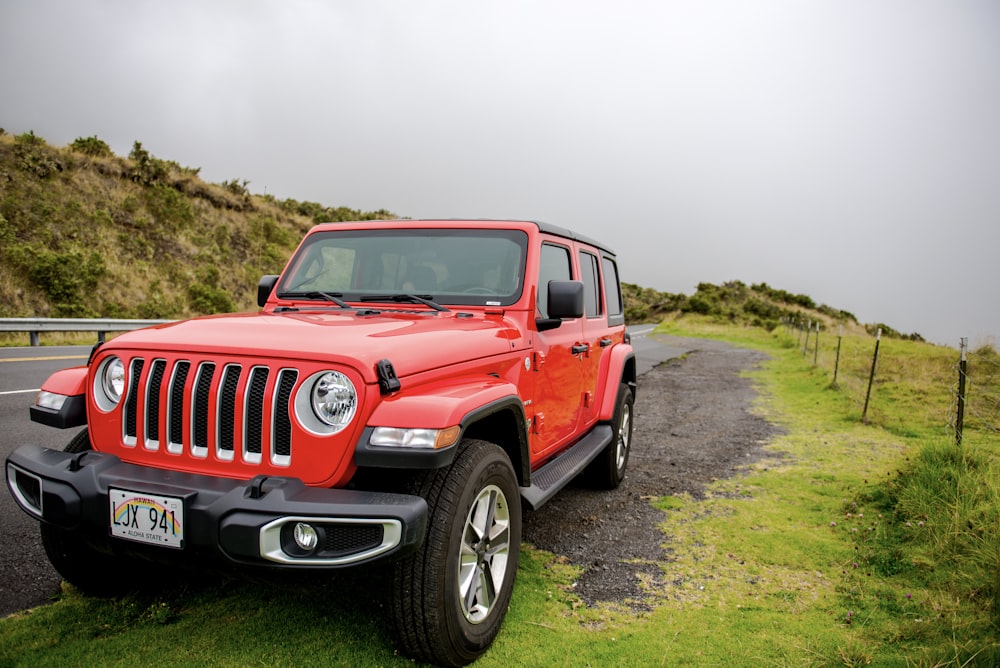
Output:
(6, 444), (427, 569)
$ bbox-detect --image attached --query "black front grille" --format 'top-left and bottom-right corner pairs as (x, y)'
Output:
(122, 357), (298, 467)
(168, 362), (190, 449)
(193, 363), (216, 454)
(145, 360), (166, 444)
(124, 359), (144, 442)
(274, 371), (297, 458)
(219, 365), (241, 454)
(245, 367), (269, 458)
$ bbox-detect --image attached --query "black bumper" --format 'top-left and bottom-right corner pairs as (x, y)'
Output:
(6, 444), (428, 569)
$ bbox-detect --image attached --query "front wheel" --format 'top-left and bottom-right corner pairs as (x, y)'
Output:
(40, 429), (144, 596)
(389, 440), (521, 666)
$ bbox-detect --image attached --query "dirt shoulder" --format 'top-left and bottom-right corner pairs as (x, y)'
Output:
(522, 334), (780, 607)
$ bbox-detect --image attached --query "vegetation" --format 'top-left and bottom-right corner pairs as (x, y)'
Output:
(622, 279), (927, 341)
(2, 318), (997, 665)
(0, 131), (394, 321)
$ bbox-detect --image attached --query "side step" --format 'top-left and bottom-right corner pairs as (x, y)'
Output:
(520, 425), (613, 510)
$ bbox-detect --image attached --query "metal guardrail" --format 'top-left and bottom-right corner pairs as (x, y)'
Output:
(0, 318), (174, 346)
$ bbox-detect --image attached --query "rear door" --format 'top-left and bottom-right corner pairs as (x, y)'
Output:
(577, 248), (606, 428)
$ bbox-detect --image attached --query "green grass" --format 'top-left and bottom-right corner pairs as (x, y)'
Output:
(2, 317), (998, 666)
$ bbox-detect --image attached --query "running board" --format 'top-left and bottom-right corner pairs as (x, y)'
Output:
(520, 425), (613, 510)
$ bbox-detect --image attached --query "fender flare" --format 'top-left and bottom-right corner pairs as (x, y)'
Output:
(30, 366), (89, 428)
(597, 345), (636, 421)
(356, 377), (530, 480)
(366, 376), (520, 428)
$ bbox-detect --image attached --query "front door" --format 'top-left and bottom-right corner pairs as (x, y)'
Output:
(530, 241), (584, 461)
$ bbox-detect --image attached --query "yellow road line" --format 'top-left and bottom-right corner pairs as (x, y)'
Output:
(0, 355), (87, 363)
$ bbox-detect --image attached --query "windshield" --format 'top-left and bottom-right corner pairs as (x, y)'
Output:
(277, 228), (528, 307)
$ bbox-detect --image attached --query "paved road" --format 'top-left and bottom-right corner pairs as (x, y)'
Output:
(1, 346), (92, 617)
(628, 325), (690, 375)
(0, 330), (691, 617)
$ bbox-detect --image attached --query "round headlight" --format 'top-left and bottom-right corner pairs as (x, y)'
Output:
(310, 371), (357, 430)
(101, 357), (126, 404)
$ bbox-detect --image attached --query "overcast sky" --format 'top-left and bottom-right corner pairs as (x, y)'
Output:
(2, 1), (998, 346)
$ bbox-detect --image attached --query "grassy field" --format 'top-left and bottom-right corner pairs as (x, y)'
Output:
(1, 318), (997, 667)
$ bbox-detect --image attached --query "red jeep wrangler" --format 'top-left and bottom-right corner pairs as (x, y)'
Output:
(7, 219), (635, 665)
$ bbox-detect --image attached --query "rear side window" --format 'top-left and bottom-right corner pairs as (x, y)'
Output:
(602, 256), (624, 326)
(579, 251), (602, 318)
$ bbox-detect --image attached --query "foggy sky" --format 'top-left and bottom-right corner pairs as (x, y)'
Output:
(2, 0), (998, 346)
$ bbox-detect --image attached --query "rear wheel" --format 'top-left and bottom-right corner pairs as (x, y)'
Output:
(40, 429), (143, 596)
(389, 439), (521, 666)
(584, 383), (634, 489)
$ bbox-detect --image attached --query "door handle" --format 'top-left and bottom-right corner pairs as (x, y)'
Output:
(571, 344), (589, 355)
(599, 338), (613, 347)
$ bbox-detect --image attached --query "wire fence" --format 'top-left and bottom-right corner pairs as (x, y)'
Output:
(952, 339), (1000, 446)
(783, 319), (999, 449)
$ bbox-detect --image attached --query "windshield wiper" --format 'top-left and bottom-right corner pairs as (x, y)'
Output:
(359, 294), (450, 312)
(277, 291), (352, 309)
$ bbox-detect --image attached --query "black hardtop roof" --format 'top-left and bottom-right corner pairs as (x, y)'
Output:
(531, 220), (616, 256)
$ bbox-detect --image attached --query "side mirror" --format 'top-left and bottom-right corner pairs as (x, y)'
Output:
(548, 280), (585, 319)
(257, 275), (279, 307)
(536, 280), (584, 331)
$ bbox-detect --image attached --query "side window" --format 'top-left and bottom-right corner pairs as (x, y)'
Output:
(538, 243), (572, 318)
(602, 256), (624, 326)
(579, 251), (602, 318)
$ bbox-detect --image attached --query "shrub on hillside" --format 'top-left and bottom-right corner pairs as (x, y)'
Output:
(187, 266), (236, 314)
(21, 248), (105, 316)
(752, 282), (816, 309)
(13, 131), (63, 178)
(144, 184), (196, 231)
(128, 141), (168, 185)
(70, 135), (113, 158)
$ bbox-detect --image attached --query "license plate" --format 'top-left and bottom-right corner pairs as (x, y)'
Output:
(109, 488), (184, 549)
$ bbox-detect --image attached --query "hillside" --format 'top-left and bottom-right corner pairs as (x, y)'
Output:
(624, 280), (926, 341)
(0, 129), (918, 340)
(0, 130), (394, 319)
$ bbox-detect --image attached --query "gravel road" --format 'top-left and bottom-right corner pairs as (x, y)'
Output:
(522, 334), (780, 606)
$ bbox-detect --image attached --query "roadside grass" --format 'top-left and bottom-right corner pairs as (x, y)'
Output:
(654, 316), (1000, 665)
(2, 317), (998, 666)
(0, 332), (113, 348)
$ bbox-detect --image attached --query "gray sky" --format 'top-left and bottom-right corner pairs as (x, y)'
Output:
(2, 1), (998, 346)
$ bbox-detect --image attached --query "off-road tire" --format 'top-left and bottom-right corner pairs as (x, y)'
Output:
(40, 429), (143, 596)
(389, 439), (521, 666)
(584, 382), (634, 489)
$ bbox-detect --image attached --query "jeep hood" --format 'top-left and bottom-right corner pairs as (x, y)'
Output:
(103, 311), (526, 383)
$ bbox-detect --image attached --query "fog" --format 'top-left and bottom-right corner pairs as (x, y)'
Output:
(2, 0), (998, 345)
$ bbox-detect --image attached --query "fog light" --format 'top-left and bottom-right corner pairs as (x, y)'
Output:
(293, 522), (319, 551)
